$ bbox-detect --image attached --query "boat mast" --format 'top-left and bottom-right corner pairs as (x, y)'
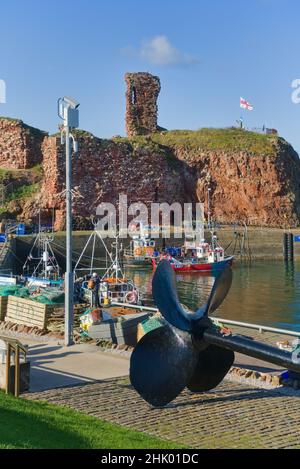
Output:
(112, 234), (124, 281)
(115, 236), (119, 282)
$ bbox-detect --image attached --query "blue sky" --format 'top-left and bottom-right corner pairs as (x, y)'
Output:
(1, 0), (300, 151)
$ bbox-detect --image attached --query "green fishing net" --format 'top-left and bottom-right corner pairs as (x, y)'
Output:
(0, 285), (64, 305)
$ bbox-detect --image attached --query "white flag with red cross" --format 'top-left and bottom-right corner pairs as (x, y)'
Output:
(240, 97), (254, 111)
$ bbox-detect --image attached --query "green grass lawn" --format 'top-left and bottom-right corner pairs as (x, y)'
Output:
(0, 392), (182, 449)
(113, 128), (279, 156)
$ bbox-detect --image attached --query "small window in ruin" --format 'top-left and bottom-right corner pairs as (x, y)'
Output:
(131, 86), (137, 105)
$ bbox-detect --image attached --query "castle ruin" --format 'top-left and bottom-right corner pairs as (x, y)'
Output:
(125, 72), (161, 137)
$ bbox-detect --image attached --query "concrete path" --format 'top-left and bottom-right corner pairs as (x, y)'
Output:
(25, 341), (129, 392)
(23, 338), (286, 393)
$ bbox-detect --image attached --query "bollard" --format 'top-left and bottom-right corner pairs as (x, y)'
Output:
(283, 233), (294, 262)
(283, 233), (288, 261)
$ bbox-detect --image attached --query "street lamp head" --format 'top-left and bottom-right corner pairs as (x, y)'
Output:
(63, 96), (80, 110)
(58, 96), (80, 128)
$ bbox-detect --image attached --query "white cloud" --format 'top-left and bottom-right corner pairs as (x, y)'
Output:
(123, 35), (198, 67)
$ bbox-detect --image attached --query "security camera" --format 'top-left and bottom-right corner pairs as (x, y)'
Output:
(63, 96), (80, 109)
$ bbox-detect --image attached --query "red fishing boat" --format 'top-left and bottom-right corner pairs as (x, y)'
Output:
(154, 233), (233, 273)
(153, 187), (234, 273)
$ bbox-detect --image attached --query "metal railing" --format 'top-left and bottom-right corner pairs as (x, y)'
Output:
(0, 335), (28, 397)
(212, 318), (300, 338)
(111, 301), (159, 313)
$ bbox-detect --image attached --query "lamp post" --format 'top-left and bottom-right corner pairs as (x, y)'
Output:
(207, 187), (212, 232)
(58, 97), (80, 346)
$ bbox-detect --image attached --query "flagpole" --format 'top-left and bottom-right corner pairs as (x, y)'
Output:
(240, 97), (254, 129)
(239, 97), (243, 129)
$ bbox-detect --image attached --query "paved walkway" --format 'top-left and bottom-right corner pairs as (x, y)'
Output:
(26, 341), (129, 392)
(24, 377), (300, 449)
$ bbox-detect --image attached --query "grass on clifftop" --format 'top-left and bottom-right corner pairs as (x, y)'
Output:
(0, 392), (182, 449)
(0, 182), (40, 216)
(114, 128), (278, 156)
(0, 165), (43, 182)
(5, 182), (40, 203)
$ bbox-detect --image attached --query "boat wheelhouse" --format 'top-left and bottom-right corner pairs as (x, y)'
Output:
(74, 225), (141, 306)
(123, 223), (158, 267)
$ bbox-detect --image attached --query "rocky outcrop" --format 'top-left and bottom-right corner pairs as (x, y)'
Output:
(0, 117), (47, 169)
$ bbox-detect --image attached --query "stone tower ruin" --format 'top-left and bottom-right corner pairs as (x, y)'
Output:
(125, 72), (161, 137)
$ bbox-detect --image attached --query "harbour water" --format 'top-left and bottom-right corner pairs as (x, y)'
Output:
(15, 236), (300, 332)
(128, 260), (300, 333)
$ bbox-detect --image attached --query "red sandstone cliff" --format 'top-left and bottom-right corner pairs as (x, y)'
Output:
(171, 136), (300, 227)
(0, 117), (47, 169)
(0, 117), (300, 229)
(40, 131), (188, 230)
(39, 128), (300, 229)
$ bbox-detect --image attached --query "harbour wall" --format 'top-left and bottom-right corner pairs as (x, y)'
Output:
(11, 226), (300, 276)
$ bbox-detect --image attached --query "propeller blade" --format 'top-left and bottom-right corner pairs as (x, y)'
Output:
(187, 344), (234, 393)
(152, 260), (193, 332)
(130, 325), (198, 407)
(195, 266), (233, 319)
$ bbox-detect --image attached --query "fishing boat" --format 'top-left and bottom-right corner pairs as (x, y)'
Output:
(19, 226), (65, 304)
(156, 236), (233, 273)
(22, 225), (62, 286)
(77, 228), (148, 345)
(155, 189), (233, 273)
(20, 224), (65, 305)
(74, 226), (142, 306)
(78, 273), (141, 306)
(123, 223), (158, 267)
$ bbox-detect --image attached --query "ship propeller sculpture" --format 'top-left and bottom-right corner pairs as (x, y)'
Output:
(130, 260), (300, 407)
